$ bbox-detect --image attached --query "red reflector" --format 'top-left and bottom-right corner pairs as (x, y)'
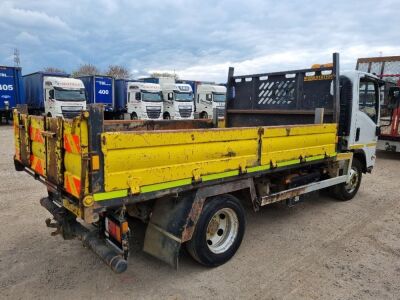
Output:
(107, 218), (121, 243)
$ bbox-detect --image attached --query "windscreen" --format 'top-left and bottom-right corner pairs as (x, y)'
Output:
(213, 93), (226, 102)
(54, 87), (86, 102)
(175, 92), (193, 102)
(143, 91), (162, 102)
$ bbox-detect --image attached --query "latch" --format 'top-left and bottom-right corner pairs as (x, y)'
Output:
(41, 130), (56, 138)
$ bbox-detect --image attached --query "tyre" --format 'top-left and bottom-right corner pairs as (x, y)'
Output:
(200, 112), (208, 119)
(186, 194), (245, 267)
(163, 113), (171, 120)
(333, 158), (362, 201)
(130, 112), (138, 120)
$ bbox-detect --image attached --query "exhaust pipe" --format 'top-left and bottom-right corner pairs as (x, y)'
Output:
(40, 197), (128, 273)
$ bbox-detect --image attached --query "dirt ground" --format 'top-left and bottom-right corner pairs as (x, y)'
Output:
(0, 124), (399, 300)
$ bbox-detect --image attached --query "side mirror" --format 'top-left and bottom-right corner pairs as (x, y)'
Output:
(49, 90), (54, 99)
(168, 92), (174, 101)
(135, 92), (141, 101)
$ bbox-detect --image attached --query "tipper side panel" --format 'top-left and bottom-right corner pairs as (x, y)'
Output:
(99, 123), (338, 197)
(101, 128), (260, 193)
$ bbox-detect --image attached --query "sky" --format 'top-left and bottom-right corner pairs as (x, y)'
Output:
(0, 0), (399, 82)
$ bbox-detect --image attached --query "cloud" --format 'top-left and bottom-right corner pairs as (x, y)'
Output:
(0, 0), (399, 82)
(15, 31), (40, 45)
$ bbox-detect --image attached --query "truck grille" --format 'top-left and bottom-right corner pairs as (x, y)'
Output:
(146, 108), (161, 119)
(62, 110), (81, 119)
(179, 108), (192, 118)
(216, 108), (225, 117)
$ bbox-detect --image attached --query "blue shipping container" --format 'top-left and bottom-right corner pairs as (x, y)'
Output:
(79, 76), (114, 112)
(0, 66), (24, 111)
(23, 72), (69, 110)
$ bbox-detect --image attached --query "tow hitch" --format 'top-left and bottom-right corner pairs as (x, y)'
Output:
(40, 197), (128, 273)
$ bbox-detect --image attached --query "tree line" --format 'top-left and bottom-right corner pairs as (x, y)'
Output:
(43, 64), (130, 79)
(43, 65), (178, 80)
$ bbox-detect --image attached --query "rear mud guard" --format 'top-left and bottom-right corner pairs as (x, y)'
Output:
(143, 178), (256, 268)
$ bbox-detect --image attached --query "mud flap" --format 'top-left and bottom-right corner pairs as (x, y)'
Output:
(143, 178), (257, 268)
(143, 193), (196, 269)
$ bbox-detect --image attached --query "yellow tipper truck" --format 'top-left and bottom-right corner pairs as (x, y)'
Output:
(13, 53), (382, 273)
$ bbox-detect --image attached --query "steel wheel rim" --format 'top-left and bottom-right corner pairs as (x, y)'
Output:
(345, 168), (359, 193)
(206, 208), (239, 254)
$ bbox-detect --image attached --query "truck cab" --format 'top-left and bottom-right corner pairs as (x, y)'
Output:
(196, 84), (226, 119)
(340, 71), (382, 169)
(144, 77), (195, 119)
(44, 77), (86, 118)
(126, 82), (163, 120)
(162, 82), (194, 119)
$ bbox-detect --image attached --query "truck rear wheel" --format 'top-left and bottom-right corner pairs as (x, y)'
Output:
(186, 194), (245, 267)
(333, 158), (362, 201)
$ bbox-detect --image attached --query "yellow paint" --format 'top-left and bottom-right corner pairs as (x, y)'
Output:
(91, 155), (100, 171)
(336, 152), (353, 161)
(83, 195), (94, 207)
(63, 199), (82, 218)
(29, 117), (46, 175)
(63, 117), (89, 198)
(14, 110), (340, 203)
(261, 124), (337, 166)
(101, 123), (337, 194)
(102, 128), (260, 192)
(349, 142), (377, 150)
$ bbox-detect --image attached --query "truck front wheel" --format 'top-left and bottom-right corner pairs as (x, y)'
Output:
(130, 112), (138, 120)
(200, 112), (208, 119)
(186, 194), (245, 267)
(333, 158), (362, 201)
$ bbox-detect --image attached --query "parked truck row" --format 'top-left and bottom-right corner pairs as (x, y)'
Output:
(0, 66), (226, 122)
(13, 53), (383, 273)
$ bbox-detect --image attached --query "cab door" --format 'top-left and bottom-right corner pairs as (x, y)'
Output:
(353, 75), (380, 168)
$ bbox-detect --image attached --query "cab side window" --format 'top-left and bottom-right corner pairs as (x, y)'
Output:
(359, 79), (378, 123)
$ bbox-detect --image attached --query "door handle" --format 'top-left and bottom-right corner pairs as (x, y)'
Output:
(355, 127), (360, 142)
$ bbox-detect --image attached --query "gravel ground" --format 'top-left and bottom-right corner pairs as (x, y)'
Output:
(0, 124), (399, 299)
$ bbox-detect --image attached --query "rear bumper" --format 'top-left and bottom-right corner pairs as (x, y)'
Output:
(40, 197), (128, 273)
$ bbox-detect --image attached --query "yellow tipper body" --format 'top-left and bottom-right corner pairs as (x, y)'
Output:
(101, 123), (337, 195)
(13, 111), (337, 202)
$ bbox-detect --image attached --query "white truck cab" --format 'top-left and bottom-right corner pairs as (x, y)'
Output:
(196, 84), (226, 119)
(340, 70), (381, 170)
(159, 79), (194, 119)
(45, 77), (86, 118)
(127, 82), (163, 120)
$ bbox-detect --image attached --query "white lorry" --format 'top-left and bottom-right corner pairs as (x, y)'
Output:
(126, 81), (163, 120)
(144, 77), (195, 119)
(195, 84), (226, 119)
(23, 72), (87, 118)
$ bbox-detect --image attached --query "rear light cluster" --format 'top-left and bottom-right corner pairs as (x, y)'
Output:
(105, 216), (129, 244)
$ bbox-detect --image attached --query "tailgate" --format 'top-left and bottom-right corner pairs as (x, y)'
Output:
(13, 110), (88, 200)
